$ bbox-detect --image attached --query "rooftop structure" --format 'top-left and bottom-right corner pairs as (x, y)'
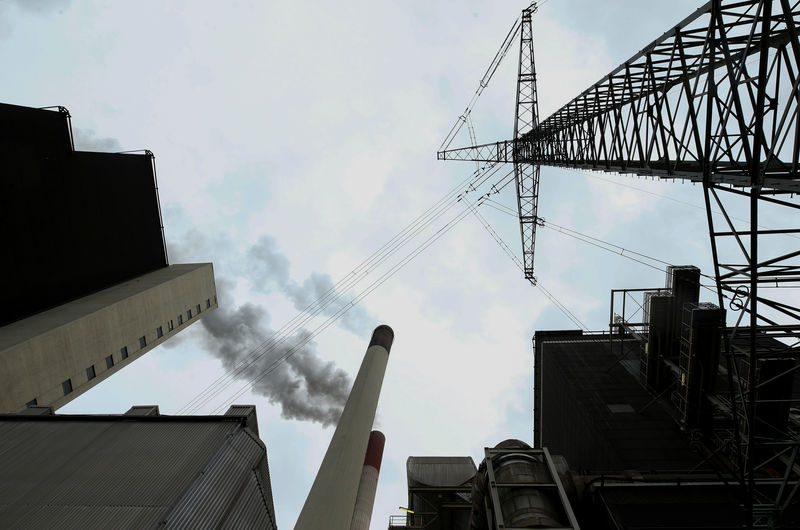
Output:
(389, 457), (476, 530)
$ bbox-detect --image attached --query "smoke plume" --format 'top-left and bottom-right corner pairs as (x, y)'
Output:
(168, 232), (358, 426)
(73, 128), (123, 152)
(247, 235), (373, 335)
(200, 277), (352, 426)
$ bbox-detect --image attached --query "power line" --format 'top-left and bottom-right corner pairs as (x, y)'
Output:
(563, 167), (799, 240)
(207, 204), (477, 414)
(440, 16), (522, 151)
(179, 165), (510, 414)
(463, 195), (589, 330)
(479, 195), (719, 297)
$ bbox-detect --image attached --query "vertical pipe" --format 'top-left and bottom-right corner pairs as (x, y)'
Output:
(295, 325), (394, 530)
(350, 430), (386, 530)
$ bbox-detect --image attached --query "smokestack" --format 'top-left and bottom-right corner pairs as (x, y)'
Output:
(350, 430), (386, 530)
(295, 325), (394, 530)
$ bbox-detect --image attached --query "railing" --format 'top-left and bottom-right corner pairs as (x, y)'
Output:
(387, 514), (431, 529)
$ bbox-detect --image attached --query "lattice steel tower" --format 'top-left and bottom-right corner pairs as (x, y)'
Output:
(439, 1), (800, 527)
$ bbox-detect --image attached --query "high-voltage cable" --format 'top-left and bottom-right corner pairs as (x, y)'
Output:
(463, 195), (588, 330)
(480, 196), (719, 297)
(179, 166), (509, 415)
(207, 204), (479, 414)
(439, 16), (521, 151)
(179, 177), (488, 414)
(177, 162), (502, 414)
(564, 167), (799, 241)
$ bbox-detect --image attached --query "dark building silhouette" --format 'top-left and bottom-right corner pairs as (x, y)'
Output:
(0, 102), (217, 412)
(389, 267), (800, 529)
(1, 103), (167, 326)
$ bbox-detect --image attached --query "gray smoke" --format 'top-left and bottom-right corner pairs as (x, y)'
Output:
(247, 235), (373, 335)
(167, 232), (356, 426)
(73, 128), (123, 152)
(200, 277), (352, 426)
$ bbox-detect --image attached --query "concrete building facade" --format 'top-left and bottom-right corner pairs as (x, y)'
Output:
(0, 263), (217, 412)
(0, 102), (217, 412)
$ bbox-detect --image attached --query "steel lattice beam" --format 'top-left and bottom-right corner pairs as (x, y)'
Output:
(440, 0), (800, 194)
(439, 0), (800, 526)
(513, 5), (540, 280)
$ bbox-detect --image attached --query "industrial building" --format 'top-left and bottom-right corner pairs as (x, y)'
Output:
(389, 266), (800, 529)
(0, 103), (217, 413)
(433, 0), (800, 524)
(0, 404), (277, 528)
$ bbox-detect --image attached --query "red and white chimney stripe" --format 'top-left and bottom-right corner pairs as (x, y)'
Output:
(350, 430), (386, 530)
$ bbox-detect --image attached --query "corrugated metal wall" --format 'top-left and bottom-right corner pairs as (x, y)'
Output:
(0, 418), (277, 529)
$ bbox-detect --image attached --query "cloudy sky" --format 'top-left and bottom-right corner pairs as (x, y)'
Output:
(4, 0), (721, 527)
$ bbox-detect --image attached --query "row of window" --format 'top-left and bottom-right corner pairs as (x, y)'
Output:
(171, 298), (213, 329)
(63, 343), (137, 396)
(28, 296), (217, 404)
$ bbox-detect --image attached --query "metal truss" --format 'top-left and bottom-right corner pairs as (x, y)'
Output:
(513, 5), (541, 280)
(438, 0), (800, 526)
(439, 0), (800, 194)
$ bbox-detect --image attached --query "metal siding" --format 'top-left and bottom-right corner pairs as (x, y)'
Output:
(221, 472), (276, 530)
(0, 419), (235, 527)
(8, 505), (164, 530)
(537, 336), (706, 473)
(407, 457), (477, 487)
(164, 427), (273, 528)
(254, 452), (279, 527)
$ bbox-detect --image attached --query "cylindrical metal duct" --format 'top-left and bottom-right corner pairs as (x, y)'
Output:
(350, 430), (386, 530)
(469, 440), (567, 529)
(494, 452), (564, 527)
(295, 325), (394, 530)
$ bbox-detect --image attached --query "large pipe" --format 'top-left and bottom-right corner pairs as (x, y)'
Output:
(350, 430), (386, 530)
(295, 325), (394, 530)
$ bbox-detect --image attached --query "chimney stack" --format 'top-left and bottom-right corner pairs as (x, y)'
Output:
(295, 325), (394, 530)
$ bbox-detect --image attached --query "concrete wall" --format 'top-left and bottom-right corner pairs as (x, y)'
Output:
(0, 263), (217, 412)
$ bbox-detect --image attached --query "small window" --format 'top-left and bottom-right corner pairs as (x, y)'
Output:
(86, 365), (96, 380)
(62, 379), (73, 395)
(214, 295), (217, 305)
(106, 355), (114, 369)
(206, 298), (211, 309)
(139, 336), (147, 348)
(187, 309), (192, 320)
(168, 319), (174, 331)
(196, 304), (201, 314)
(178, 314), (184, 325)
(26, 398), (37, 407)
(120, 346), (128, 359)
(157, 326), (163, 338)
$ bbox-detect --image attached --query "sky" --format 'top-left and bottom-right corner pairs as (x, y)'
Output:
(3, 0), (723, 527)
